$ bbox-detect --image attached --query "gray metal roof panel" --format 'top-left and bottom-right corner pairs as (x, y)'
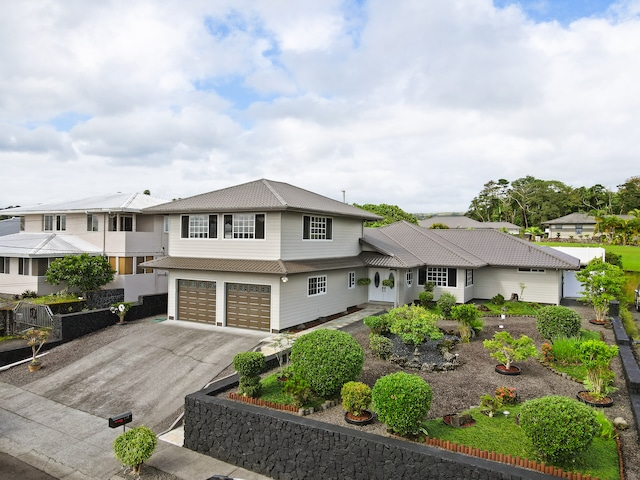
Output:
(2, 193), (169, 214)
(0, 233), (103, 257)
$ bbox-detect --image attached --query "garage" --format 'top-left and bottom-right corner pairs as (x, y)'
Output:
(226, 283), (271, 331)
(177, 279), (217, 324)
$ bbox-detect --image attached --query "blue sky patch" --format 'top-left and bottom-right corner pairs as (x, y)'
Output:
(494, 0), (615, 24)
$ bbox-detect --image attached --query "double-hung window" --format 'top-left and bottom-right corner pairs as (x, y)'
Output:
(181, 215), (218, 238)
(303, 215), (333, 240)
(308, 275), (327, 296)
(18, 258), (29, 275)
(0, 257), (9, 274)
(87, 214), (99, 231)
(223, 214), (265, 239)
(44, 214), (66, 231)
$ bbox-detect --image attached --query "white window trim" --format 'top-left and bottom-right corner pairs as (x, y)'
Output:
(308, 275), (327, 296)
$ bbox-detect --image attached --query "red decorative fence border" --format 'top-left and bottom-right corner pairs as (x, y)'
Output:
(227, 392), (300, 413)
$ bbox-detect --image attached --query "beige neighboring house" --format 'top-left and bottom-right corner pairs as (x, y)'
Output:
(141, 179), (580, 333)
(0, 193), (170, 301)
(542, 212), (598, 239)
(419, 216), (521, 235)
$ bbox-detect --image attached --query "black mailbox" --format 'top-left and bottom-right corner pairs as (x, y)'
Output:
(109, 411), (132, 428)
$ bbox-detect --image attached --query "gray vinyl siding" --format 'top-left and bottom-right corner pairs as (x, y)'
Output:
(168, 212), (282, 260)
(473, 267), (562, 305)
(280, 212), (363, 260)
(278, 268), (368, 330)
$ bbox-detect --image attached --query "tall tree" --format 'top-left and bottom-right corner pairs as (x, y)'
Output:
(616, 176), (640, 214)
(353, 203), (419, 227)
(45, 254), (116, 297)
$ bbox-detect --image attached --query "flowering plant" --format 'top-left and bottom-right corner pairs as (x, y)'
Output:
(494, 386), (517, 405)
(110, 302), (133, 324)
(541, 342), (554, 364)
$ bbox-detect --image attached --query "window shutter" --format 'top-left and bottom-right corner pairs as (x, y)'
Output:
(448, 268), (457, 287)
(303, 215), (310, 239)
(181, 216), (189, 238)
(209, 215), (218, 238)
(255, 214), (265, 239)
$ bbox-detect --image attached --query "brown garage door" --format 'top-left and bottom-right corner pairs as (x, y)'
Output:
(177, 280), (217, 324)
(226, 283), (271, 331)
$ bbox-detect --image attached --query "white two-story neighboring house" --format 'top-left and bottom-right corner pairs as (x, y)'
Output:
(142, 179), (382, 332)
(0, 193), (170, 301)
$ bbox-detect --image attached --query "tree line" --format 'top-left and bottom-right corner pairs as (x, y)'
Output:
(465, 175), (640, 229)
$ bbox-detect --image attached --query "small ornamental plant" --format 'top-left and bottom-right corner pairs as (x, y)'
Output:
(113, 425), (157, 475)
(363, 314), (391, 335)
(450, 304), (482, 342)
(283, 375), (313, 408)
(577, 339), (619, 400)
(341, 381), (372, 417)
(388, 304), (443, 346)
(369, 333), (393, 360)
(479, 394), (503, 417)
(290, 329), (364, 397)
(436, 293), (457, 318)
(519, 396), (599, 464)
(575, 258), (625, 322)
(110, 302), (134, 324)
(483, 331), (537, 371)
(372, 372), (432, 436)
(23, 328), (50, 367)
(536, 305), (582, 340)
(494, 386), (517, 405)
(541, 342), (554, 364)
(233, 351), (266, 398)
(418, 290), (434, 307)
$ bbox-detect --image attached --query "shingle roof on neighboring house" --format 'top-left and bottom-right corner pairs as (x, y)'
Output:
(542, 212), (596, 225)
(363, 221), (580, 270)
(143, 179), (382, 220)
(2, 193), (169, 215)
(419, 216), (520, 231)
(0, 233), (102, 257)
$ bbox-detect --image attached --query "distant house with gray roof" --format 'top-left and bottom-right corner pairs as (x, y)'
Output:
(419, 216), (521, 235)
(0, 193), (170, 300)
(142, 179), (579, 333)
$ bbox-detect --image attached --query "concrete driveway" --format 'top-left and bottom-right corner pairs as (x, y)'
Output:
(20, 319), (270, 431)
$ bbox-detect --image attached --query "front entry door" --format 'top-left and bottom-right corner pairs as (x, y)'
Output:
(368, 269), (396, 303)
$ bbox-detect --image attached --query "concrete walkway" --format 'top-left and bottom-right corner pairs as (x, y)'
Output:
(0, 304), (388, 480)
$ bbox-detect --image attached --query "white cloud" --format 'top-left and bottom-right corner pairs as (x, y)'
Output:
(0, 0), (638, 213)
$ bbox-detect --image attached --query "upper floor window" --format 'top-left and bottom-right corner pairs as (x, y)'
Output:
(418, 267), (457, 287)
(120, 215), (133, 232)
(181, 214), (217, 239)
(87, 214), (99, 232)
(303, 215), (333, 240)
(224, 213), (265, 239)
(44, 214), (66, 231)
(308, 275), (327, 296)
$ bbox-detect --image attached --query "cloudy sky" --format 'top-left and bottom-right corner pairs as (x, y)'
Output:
(1, 0), (638, 213)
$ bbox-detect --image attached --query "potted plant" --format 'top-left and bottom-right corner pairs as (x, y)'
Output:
(483, 331), (538, 375)
(574, 258), (625, 325)
(23, 328), (50, 372)
(110, 302), (133, 325)
(341, 381), (374, 425)
(576, 339), (618, 406)
(357, 277), (371, 286)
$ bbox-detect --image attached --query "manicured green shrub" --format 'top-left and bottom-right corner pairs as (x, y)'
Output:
(577, 339), (619, 400)
(290, 329), (364, 397)
(369, 333), (393, 360)
(233, 351), (266, 398)
(519, 395), (598, 464)
(283, 375), (313, 407)
(536, 305), (582, 340)
(436, 293), (457, 317)
(423, 281), (435, 292)
(372, 372), (432, 436)
(341, 381), (372, 416)
(388, 304), (443, 345)
(483, 331), (537, 370)
(363, 314), (391, 335)
(491, 293), (505, 305)
(113, 426), (157, 475)
(418, 290), (434, 307)
(450, 304), (483, 342)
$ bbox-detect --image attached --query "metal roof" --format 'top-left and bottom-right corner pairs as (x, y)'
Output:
(2, 193), (170, 215)
(143, 179), (382, 220)
(0, 233), (103, 257)
(418, 216), (520, 230)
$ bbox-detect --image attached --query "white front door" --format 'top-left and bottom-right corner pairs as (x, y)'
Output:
(368, 269), (396, 303)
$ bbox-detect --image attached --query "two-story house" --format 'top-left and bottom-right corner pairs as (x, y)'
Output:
(143, 179), (580, 333)
(0, 193), (170, 301)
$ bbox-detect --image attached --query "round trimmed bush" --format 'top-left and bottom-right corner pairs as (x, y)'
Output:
(341, 381), (372, 416)
(233, 351), (266, 398)
(369, 333), (393, 360)
(519, 395), (598, 464)
(290, 329), (364, 397)
(436, 293), (457, 318)
(113, 426), (157, 475)
(418, 290), (434, 307)
(536, 306), (582, 340)
(372, 372), (433, 436)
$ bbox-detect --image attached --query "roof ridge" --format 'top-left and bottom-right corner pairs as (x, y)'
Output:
(122, 193), (138, 209)
(411, 223), (487, 265)
(262, 179), (288, 207)
(32, 233), (56, 255)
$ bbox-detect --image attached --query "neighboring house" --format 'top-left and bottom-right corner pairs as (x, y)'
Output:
(419, 216), (521, 235)
(142, 179), (580, 333)
(0, 217), (20, 237)
(362, 222), (580, 307)
(542, 212), (597, 239)
(0, 193), (170, 301)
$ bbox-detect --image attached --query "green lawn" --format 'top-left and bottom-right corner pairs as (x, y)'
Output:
(539, 242), (640, 272)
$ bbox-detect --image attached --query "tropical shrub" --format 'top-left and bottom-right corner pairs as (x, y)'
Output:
(483, 331), (537, 370)
(388, 304), (443, 345)
(113, 426), (157, 475)
(341, 381), (372, 416)
(575, 258), (626, 322)
(283, 375), (313, 408)
(369, 333), (393, 360)
(233, 351), (266, 398)
(450, 304), (483, 342)
(490, 293), (505, 305)
(519, 396), (599, 464)
(436, 293), (457, 317)
(577, 340), (619, 400)
(536, 305), (582, 340)
(372, 372), (432, 436)
(363, 314), (391, 335)
(290, 329), (364, 397)
(549, 336), (582, 365)
(418, 290), (434, 307)
(423, 281), (435, 292)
